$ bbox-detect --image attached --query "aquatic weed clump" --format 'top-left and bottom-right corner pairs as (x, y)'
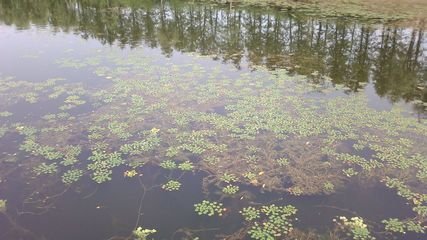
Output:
(61, 169), (83, 184)
(240, 206), (260, 221)
(194, 200), (225, 216)
(244, 204), (298, 239)
(0, 199), (6, 212)
(334, 216), (375, 240)
(222, 184), (239, 195)
(162, 180), (182, 191)
(133, 227), (157, 240)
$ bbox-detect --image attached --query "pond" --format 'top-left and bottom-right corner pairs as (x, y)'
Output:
(0, 0), (426, 239)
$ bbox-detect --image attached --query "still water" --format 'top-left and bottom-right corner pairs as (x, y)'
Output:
(0, 0), (426, 240)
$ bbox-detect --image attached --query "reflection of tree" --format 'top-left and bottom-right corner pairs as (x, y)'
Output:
(0, 0), (425, 103)
(373, 28), (425, 103)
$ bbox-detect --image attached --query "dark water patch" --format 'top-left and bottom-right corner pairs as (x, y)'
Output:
(210, 105), (227, 116)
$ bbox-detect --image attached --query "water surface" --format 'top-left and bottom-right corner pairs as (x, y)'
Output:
(0, 1), (426, 240)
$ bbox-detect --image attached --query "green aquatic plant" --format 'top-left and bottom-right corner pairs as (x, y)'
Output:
(108, 121), (131, 139)
(382, 218), (425, 234)
(194, 200), (225, 216)
(19, 137), (63, 161)
(165, 146), (180, 157)
(162, 180), (181, 191)
(247, 204), (298, 239)
(275, 157), (289, 167)
(222, 184), (239, 195)
(334, 216), (375, 240)
(245, 155), (258, 164)
(220, 173), (237, 183)
(15, 125), (37, 137)
(62, 169), (83, 184)
(120, 133), (160, 155)
(380, 177), (427, 234)
(175, 130), (224, 154)
(0, 199), (6, 212)
(61, 145), (81, 166)
(56, 57), (100, 69)
(240, 206), (260, 221)
(178, 161), (194, 171)
(160, 160), (177, 170)
(0, 111), (12, 117)
(124, 169), (138, 177)
(323, 181), (335, 193)
(133, 227), (157, 240)
(60, 95), (86, 110)
(22, 92), (39, 103)
(287, 186), (303, 196)
(0, 125), (7, 138)
(37, 145), (63, 160)
(204, 156), (220, 166)
(33, 163), (57, 175)
(243, 172), (256, 181)
(343, 168), (358, 177)
(88, 151), (123, 183)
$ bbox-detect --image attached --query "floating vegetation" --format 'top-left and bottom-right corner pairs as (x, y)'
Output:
(0, 125), (8, 138)
(33, 163), (57, 176)
(0, 199), (6, 212)
(160, 160), (177, 170)
(178, 161), (194, 171)
(124, 169), (138, 178)
(62, 169), (83, 184)
(88, 150), (123, 183)
(220, 173), (238, 184)
(194, 200), (225, 216)
(240, 207), (260, 221)
(222, 185), (240, 195)
(0, 111), (12, 117)
(162, 180), (182, 191)
(133, 227), (157, 240)
(334, 216), (375, 240)
(244, 204), (298, 239)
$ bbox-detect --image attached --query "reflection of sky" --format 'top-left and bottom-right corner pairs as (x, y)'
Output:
(0, 23), (422, 115)
(0, 25), (104, 82)
(0, 24), (252, 83)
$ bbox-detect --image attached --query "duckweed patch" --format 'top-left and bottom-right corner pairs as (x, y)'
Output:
(162, 180), (182, 191)
(246, 204), (298, 239)
(194, 200), (225, 216)
(133, 227), (157, 240)
(335, 216), (375, 240)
